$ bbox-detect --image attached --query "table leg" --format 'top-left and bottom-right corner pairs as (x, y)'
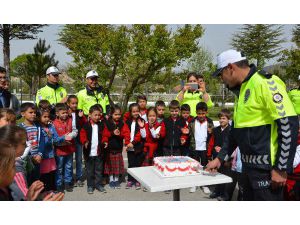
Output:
(173, 189), (180, 201)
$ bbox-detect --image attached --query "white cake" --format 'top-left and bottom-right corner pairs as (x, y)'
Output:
(153, 156), (202, 177)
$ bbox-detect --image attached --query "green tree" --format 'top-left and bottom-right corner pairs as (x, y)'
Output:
(10, 39), (58, 99)
(231, 24), (285, 69)
(292, 24), (300, 48)
(59, 24), (204, 111)
(0, 24), (47, 78)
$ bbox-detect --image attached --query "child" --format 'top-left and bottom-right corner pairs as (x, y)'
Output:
(180, 104), (193, 156)
(6, 108), (16, 125)
(154, 100), (166, 157)
(0, 108), (9, 127)
(67, 95), (87, 187)
(53, 103), (76, 192)
(80, 104), (107, 194)
(188, 102), (214, 194)
(19, 102), (42, 185)
(140, 107), (166, 166)
(37, 102), (70, 192)
(155, 100), (166, 123)
(123, 103), (144, 190)
(162, 100), (186, 157)
(207, 108), (232, 199)
(124, 94), (148, 122)
(102, 105), (130, 189)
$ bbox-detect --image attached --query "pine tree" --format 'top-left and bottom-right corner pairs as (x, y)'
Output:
(231, 24), (285, 69)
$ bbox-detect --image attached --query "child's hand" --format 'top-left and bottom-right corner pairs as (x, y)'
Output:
(181, 127), (189, 134)
(78, 110), (84, 118)
(32, 155), (42, 164)
(137, 119), (145, 128)
(127, 143), (133, 149)
(114, 129), (120, 136)
(104, 142), (108, 148)
(43, 192), (64, 201)
(27, 180), (44, 201)
(65, 135), (72, 141)
(84, 142), (89, 149)
(180, 138), (186, 145)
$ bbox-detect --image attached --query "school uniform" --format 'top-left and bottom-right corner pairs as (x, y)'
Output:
(102, 119), (130, 175)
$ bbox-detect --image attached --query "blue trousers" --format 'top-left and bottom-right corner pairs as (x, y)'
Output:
(55, 154), (73, 187)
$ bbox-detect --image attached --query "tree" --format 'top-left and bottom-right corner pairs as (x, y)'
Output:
(280, 24), (300, 84)
(292, 24), (300, 48)
(27, 38), (58, 93)
(59, 24), (204, 111)
(231, 24), (285, 69)
(10, 39), (58, 99)
(0, 24), (47, 78)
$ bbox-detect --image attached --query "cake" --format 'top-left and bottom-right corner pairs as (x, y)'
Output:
(153, 156), (202, 177)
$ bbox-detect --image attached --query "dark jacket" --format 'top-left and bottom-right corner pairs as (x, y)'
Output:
(162, 117), (186, 148)
(211, 125), (231, 159)
(125, 118), (144, 153)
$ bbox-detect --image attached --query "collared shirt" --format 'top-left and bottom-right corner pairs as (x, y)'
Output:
(194, 119), (207, 151)
(90, 122), (98, 156)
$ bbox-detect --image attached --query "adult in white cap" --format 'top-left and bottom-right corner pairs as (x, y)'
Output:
(77, 70), (110, 115)
(288, 75), (300, 115)
(206, 49), (298, 201)
(36, 66), (68, 105)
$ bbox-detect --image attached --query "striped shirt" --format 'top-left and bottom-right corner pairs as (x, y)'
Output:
(19, 123), (41, 156)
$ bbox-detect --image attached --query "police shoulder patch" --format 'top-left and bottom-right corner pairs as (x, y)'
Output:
(273, 92), (283, 103)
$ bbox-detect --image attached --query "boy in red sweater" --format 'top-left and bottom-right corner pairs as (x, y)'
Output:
(53, 103), (76, 193)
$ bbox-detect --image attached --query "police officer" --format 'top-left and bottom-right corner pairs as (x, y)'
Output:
(77, 70), (110, 116)
(288, 75), (300, 115)
(36, 66), (68, 105)
(206, 50), (299, 201)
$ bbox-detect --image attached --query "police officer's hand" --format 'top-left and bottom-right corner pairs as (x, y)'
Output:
(205, 158), (221, 173)
(271, 169), (287, 189)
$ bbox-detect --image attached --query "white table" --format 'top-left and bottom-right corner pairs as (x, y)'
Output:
(127, 166), (232, 201)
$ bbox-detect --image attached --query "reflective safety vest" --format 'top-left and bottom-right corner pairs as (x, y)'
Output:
(233, 71), (296, 168)
(77, 87), (110, 115)
(176, 91), (214, 117)
(288, 88), (300, 115)
(36, 84), (67, 105)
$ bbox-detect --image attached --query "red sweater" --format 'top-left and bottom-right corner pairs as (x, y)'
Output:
(53, 118), (75, 156)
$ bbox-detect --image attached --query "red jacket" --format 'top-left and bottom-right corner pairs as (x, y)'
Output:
(53, 118), (75, 156)
(142, 121), (166, 158)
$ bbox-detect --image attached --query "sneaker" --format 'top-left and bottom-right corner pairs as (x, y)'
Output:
(57, 186), (65, 193)
(109, 181), (115, 189)
(115, 181), (121, 189)
(65, 183), (73, 192)
(126, 181), (134, 189)
(95, 185), (107, 193)
(209, 192), (220, 199)
(87, 186), (94, 194)
(143, 187), (148, 192)
(202, 186), (211, 195)
(189, 186), (196, 193)
(135, 182), (141, 190)
(164, 190), (172, 194)
(77, 180), (84, 187)
(217, 195), (230, 201)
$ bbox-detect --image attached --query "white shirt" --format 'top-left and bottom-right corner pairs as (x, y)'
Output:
(71, 112), (76, 130)
(128, 121), (136, 151)
(194, 120), (207, 151)
(90, 123), (98, 156)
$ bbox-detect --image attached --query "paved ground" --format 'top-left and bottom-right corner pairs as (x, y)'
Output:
(64, 154), (237, 201)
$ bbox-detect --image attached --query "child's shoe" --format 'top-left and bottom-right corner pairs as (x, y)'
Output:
(126, 181), (134, 189)
(87, 186), (94, 194)
(115, 181), (121, 189)
(135, 182), (141, 190)
(109, 181), (115, 189)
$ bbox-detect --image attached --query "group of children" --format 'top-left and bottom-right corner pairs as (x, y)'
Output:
(0, 93), (236, 198)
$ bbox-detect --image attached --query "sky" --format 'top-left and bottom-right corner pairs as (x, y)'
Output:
(0, 24), (296, 68)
